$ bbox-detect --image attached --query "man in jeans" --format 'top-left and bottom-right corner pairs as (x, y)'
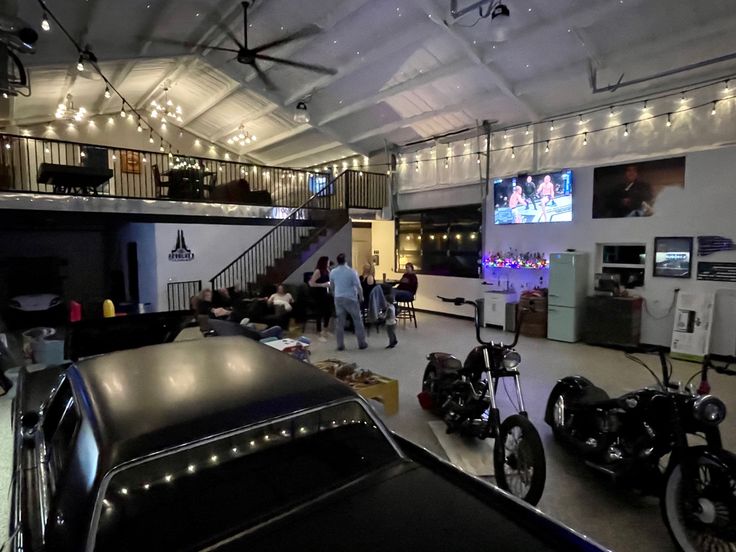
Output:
(329, 253), (368, 351)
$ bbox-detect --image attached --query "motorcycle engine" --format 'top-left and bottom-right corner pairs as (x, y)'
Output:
(443, 378), (485, 421)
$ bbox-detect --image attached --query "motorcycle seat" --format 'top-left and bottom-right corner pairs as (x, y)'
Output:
(428, 352), (463, 371)
(577, 385), (611, 406)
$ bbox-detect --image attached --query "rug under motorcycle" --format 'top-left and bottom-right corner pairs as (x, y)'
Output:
(428, 421), (495, 477)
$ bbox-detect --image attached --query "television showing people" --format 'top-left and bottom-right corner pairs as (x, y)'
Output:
(493, 169), (573, 224)
(592, 157), (685, 218)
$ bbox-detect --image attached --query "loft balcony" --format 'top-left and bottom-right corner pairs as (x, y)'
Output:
(0, 133), (388, 221)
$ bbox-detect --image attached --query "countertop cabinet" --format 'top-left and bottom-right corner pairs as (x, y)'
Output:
(582, 296), (642, 348)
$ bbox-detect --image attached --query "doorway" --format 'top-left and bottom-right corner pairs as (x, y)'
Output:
(352, 222), (372, 270)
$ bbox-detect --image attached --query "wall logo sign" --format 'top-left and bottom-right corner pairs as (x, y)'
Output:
(169, 229), (194, 262)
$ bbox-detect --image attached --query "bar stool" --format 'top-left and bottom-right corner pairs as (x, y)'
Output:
(396, 298), (418, 328)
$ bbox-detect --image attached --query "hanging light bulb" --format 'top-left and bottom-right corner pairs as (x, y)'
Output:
(642, 100), (648, 112)
(293, 101), (310, 123)
(502, 131), (507, 140)
(711, 101), (717, 115)
(725, 80), (731, 92)
(623, 124), (629, 137)
(609, 106), (615, 118)
(549, 120), (555, 131)
(149, 131), (154, 144)
(137, 119), (142, 132)
(680, 91), (686, 104)
(159, 140), (165, 152)
(666, 112), (672, 127)
(41, 12), (50, 31)
(545, 140), (550, 153)
(476, 154), (481, 164)
(583, 132), (588, 146)
(525, 125), (529, 135)
(104, 85), (111, 99)
(511, 147), (515, 159)
(76, 55), (85, 72)
(119, 103), (126, 118)
(444, 158), (449, 169)
(578, 114), (584, 125)
(415, 160), (419, 172)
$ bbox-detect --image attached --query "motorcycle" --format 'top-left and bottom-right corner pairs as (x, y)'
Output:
(545, 348), (736, 551)
(418, 296), (546, 506)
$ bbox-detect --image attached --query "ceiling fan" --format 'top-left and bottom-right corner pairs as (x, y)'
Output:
(164, 1), (337, 90)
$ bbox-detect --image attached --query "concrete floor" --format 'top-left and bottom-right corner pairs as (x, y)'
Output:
(305, 312), (736, 552)
(1, 313), (734, 551)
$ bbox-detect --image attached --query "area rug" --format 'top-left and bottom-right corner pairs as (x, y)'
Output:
(428, 420), (495, 477)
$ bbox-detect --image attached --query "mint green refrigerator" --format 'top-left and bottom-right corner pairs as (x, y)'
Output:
(547, 252), (589, 342)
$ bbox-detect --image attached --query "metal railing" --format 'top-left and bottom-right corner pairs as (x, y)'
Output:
(0, 133), (388, 210)
(210, 171), (358, 290)
(167, 280), (202, 311)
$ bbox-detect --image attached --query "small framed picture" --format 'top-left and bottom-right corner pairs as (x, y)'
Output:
(653, 237), (693, 278)
(121, 151), (141, 174)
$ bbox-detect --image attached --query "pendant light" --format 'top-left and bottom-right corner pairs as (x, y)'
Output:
(293, 101), (310, 123)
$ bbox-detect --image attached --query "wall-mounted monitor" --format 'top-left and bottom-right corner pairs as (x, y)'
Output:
(493, 169), (573, 225)
(308, 173), (330, 195)
(654, 236), (693, 278)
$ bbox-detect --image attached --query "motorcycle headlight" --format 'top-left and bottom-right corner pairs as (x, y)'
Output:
(503, 350), (521, 370)
(692, 395), (727, 426)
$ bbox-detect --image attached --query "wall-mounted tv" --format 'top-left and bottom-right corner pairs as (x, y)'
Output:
(654, 236), (693, 278)
(493, 169), (573, 224)
(308, 173), (330, 195)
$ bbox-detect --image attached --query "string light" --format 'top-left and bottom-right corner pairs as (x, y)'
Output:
(104, 86), (111, 99)
(41, 12), (50, 31)
(502, 131), (507, 140)
(137, 119), (142, 132)
(476, 154), (481, 164)
(711, 101), (717, 115)
(119, 103), (126, 118)
(583, 132), (588, 146)
(510, 147), (515, 159)
(545, 140), (550, 153)
(525, 125), (529, 135)
(549, 120), (555, 131)
(666, 112), (672, 127)
(159, 139), (165, 152)
(148, 131), (154, 144)
(609, 106), (615, 118)
(642, 100), (648, 112)
(76, 55), (85, 72)
(623, 124), (629, 137)
(680, 91), (686, 104)
(578, 114), (584, 125)
(725, 80), (731, 91)
(414, 161), (419, 172)
(444, 158), (449, 168)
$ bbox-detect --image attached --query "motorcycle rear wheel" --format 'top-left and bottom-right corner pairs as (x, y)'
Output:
(421, 364), (442, 416)
(662, 451), (736, 552)
(494, 414), (546, 506)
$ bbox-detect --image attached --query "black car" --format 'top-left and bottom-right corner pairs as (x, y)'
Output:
(9, 337), (608, 551)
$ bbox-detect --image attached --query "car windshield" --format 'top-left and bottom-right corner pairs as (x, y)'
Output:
(93, 400), (399, 551)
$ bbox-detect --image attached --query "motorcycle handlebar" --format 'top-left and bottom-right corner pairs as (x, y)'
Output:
(436, 295), (524, 348)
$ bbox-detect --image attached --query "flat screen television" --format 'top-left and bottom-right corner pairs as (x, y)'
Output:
(493, 169), (573, 224)
(654, 236), (692, 278)
(308, 173), (330, 195)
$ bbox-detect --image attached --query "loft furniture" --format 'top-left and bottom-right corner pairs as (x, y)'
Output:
(152, 164), (170, 198)
(210, 178), (273, 205)
(162, 167), (216, 200)
(38, 162), (113, 195)
(582, 296), (642, 348)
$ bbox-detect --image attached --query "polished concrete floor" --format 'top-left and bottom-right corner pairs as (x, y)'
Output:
(305, 312), (736, 552)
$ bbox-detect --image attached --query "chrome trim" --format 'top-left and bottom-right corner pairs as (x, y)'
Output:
(482, 348), (498, 411)
(85, 397), (401, 552)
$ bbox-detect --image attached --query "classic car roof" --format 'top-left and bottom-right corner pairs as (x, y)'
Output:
(68, 336), (355, 472)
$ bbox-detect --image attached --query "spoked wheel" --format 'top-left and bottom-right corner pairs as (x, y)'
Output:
(493, 414), (546, 506)
(662, 452), (736, 551)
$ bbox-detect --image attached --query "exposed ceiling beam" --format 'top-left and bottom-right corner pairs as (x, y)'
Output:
(241, 124), (312, 153)
(180, 83), (240, 126)
(208, 102), (280, 142)
(346, 93), (494, 143)
(317, 58), (476, 125)
(412, 0), (540, 120)
(283, 26), (431, 106)
(134, 56), (198, 110)
(268, 141), (344, 166)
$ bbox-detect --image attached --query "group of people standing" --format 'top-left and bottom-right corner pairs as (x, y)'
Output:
(308, 255), (418, 350)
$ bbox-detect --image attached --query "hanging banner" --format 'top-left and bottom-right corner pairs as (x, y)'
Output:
(697, 262), (736, 282)
(670, 291), (715, 361)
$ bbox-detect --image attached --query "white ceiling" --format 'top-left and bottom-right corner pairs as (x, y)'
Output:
(7, 0), (736, 167)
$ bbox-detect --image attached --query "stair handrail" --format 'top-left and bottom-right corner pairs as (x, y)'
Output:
(209, 170), (350, 287)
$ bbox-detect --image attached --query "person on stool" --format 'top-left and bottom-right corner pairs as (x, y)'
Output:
(395, 262), (418, 302)
(329, 253), (368, 351)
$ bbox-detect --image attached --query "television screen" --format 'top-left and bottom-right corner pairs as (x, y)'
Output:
(654, 237), (692, 278)
(493, 169), (573, 224)
(308, 173), (330, 195)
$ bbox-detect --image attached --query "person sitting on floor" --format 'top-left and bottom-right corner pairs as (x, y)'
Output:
(395, 262), (418, 302)
(267, 284), (294, 314)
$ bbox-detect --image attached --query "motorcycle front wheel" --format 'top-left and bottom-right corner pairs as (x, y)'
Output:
(662, 450), (736, 551)
(493, 414), (546, 506)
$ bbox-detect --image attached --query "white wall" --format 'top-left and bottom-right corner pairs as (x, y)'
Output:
(153, 222), (271, 310)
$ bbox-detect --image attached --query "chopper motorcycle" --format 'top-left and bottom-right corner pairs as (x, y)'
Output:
(545, 348), (736, 551)
(418, 296), (546, 506)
